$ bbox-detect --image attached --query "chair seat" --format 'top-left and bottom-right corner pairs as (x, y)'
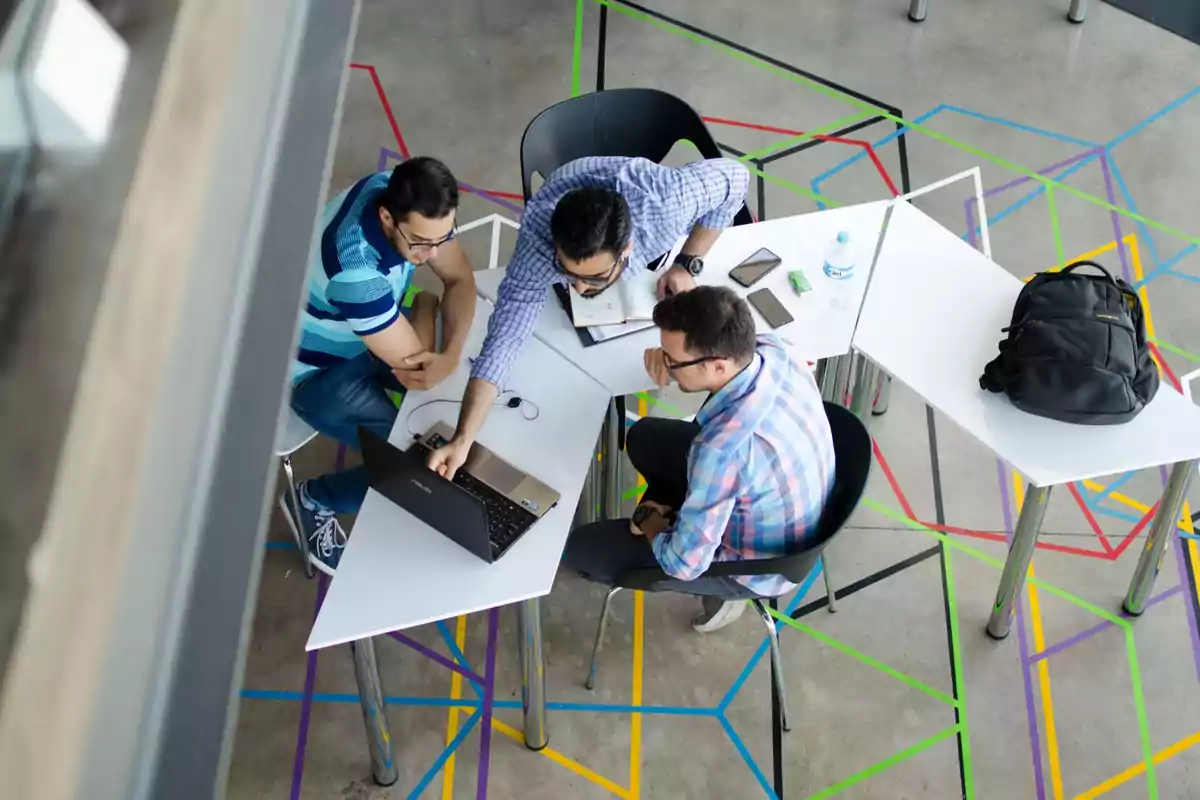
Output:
(275, 407), (317, 457)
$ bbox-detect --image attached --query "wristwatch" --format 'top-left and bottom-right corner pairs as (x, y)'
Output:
(673, 252), (704, 277)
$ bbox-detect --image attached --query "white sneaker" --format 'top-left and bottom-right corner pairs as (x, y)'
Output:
(692, 598), (747, 633)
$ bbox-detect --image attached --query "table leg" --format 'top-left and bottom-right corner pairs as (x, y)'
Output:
(603, 398), (621, 518)
(818, 354), (855, 406)
(908, 0), (928, 22)
(873, 374), (891, 416)
(986, 484), (1052, 640)
(848, 355), (880, 424)
(1123, 459), (1197, 615)
(349, 637), (398, 786)
(516, 597), (549, 750)
(1067, 0), (1087, 23)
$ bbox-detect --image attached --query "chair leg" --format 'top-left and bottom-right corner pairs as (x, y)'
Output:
(752, 599), (791, 732)
(822, 554), (837, 613)
(585, 586), (622, 690)
(282, 455), (314, 579)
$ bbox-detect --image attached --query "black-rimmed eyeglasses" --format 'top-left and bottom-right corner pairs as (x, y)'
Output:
(663, 353), (722, 372)
(397, 223), (457, 254)
(556, 252), (628, 292)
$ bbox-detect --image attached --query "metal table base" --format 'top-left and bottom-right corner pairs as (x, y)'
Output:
(985, 458), (1197, 639)
(909, 0), (1088, 23)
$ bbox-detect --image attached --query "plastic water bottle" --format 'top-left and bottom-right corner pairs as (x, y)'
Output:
(823, 231), (855, 280)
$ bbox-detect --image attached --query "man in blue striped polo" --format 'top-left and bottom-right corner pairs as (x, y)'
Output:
(281, 157), (476, 574)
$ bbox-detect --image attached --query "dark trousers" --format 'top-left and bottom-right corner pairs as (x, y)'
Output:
(562, 417), (757, 599)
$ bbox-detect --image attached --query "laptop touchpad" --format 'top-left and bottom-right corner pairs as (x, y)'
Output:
(474, 459), (523, 494)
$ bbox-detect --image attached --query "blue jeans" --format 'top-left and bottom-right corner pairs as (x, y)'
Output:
(290, 353), (403, 513)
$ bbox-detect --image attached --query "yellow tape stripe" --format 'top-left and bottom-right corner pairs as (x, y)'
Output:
(1130, 237), (1156, 340)
(1013, 473), (1064, 800)
(492, 719), (633, 799)
(630, 590), (644, 799)
(441, 615), (469, 799)
(1074, 730), (1200, 799)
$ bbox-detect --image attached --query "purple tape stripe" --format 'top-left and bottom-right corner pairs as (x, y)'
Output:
(289, 574), (330, 800)
(998, 459), (1047, 800)
(387, 629), (486, 685)
(1097, 152), (1132, 282)
(1028, 585), (1183, 664)
(476, 608), (500, 799)
(377, 147), (524, 215)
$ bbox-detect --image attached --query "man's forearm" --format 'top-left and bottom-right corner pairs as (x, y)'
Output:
(453, 377), (499, 443)
(681, 225), (723, 258)
(439, 273), (476, 359)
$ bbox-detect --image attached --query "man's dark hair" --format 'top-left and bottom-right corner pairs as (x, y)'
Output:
(653, 286), (756, 363)
(550, 187), (632, 261)
(381, 157), (459, 221)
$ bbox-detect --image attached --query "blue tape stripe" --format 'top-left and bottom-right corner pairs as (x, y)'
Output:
(1108, 85), (1200, 149)
(941, 105), (1099, 147)
(241, 689), (717, 716)
(1106, 152), (1165, 273)
(435, 619), (479, 685)
(1132, 243), (1197, 289)
(1165, 269), (1200, 284)
(719, 712), (778, 799)
(718, 562), (821, 711)
(406, 709), (482, 799)
(264, 541), (295, 551)
(1080, 472), (1134, 507)
(810, 105), (947, 197)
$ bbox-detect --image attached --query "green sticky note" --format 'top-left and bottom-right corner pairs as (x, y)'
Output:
(788, 268), (812, 295)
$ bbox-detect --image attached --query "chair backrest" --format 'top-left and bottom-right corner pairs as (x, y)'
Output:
(519, 88), (753, 225)
(617, 401), (872, 590)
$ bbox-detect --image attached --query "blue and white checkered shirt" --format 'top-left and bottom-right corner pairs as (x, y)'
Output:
(470, 156), (750, 387)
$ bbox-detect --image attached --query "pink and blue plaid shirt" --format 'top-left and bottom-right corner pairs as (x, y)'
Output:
(651, 335), (836, 596)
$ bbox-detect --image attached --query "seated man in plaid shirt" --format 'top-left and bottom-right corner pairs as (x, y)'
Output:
(563, 287), (837, 632)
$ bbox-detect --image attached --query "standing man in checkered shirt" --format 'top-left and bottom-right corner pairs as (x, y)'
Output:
(564, 287), (836, 632)
(427, 156), (751, 480)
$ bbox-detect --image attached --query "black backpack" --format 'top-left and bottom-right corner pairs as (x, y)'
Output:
(980, 260), (1159, 425)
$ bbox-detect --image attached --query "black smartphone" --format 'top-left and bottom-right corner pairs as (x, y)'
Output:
(729, 247), (782, 288)
(747, 287), (794, 329)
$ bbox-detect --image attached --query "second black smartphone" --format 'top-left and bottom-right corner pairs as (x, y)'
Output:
(729, 247), (782, 288)
(746, 287), (794, 329)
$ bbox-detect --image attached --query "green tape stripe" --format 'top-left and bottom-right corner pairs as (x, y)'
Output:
(803, 725), (960, 800)
(861, 499), (1127, 626)
(744, 161), (840, 207)
(767, 607), (959, 708)
(633, 391), (687, 419)
(598, 0), (1200, 248)
(1150, 337), (1200, 364)
(1046, 184), (1065, 269)
(1125, 626), (1157, 798)
(571, 0), (585, 97)
(740, 110), (874, 162)
(621, 484), (646, 502)
(943, 546), (974, 798)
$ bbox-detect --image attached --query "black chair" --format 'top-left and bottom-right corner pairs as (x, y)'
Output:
(583, 402), (873, 732)
(519, 88), (754, 453)
(519, 87), (754, 224)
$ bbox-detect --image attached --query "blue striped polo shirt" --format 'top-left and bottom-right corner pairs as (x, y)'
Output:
(291, 172), (414, 384)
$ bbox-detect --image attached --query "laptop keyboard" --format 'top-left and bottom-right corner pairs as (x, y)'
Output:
(412, 434), (537, 556)
(451, 470), (537, 555)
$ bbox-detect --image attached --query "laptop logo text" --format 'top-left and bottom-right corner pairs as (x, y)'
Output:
(411, 480), (433, 494)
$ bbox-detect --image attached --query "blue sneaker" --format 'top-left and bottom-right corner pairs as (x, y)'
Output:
(278, 485), (347, 576)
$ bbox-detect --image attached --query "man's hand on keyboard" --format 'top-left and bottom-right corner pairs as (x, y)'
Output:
(428, 436), (471, 481)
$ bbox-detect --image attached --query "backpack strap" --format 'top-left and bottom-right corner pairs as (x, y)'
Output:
(1060, 260), (1118, 286)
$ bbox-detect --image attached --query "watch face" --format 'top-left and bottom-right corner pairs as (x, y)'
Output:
(686, 256), (703, 276)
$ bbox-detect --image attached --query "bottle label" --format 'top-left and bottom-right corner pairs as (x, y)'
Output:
(823, 262), (854, 280)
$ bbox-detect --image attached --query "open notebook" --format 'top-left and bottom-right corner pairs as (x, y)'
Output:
(567, 268), (659, 327)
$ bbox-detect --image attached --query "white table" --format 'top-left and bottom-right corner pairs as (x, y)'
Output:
(306, 300), (610, 772)
(853, 200), (1200, 637)
(474, 201), (891, 398)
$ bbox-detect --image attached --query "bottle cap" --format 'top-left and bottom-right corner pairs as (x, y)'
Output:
(836, 231), (849, 245)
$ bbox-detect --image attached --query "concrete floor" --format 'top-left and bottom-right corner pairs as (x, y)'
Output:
(227, 0), (1200, 797)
